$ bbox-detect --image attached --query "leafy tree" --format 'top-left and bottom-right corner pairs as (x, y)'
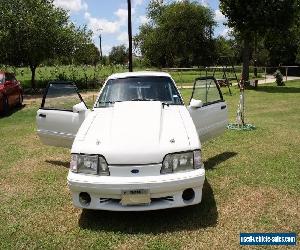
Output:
(100, 55), (109, 66)
(264, 31), (298, 66)
(109, 45), (128, 65)
(220, 0), (298, 81)
(214, 36), (238, 63)
(0, 0), (91, 88)
(74, 43), (100, 66)
(229, 32), (270, 66)
(135, 1), (215, 67)
(291, 0), (300, 64)
(255, 48), (270, 66)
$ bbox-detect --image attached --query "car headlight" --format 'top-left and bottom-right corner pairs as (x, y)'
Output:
(70, 154), (109, 175)
(161, 150), (203, 174)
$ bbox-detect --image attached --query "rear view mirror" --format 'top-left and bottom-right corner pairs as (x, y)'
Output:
(73, 102), (87, 113)
(189, 99), (203, 109)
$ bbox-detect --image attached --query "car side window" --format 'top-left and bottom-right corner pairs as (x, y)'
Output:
(192, 78), (223, 105)
(0, 74), (4, 84)
(5, 73), (14, 82)
(42, 83), (83, 111)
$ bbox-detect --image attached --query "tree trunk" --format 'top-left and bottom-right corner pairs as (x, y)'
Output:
(30, 65), (36, 89)
(253, 33), (258, 78)
(242, 38), (250, 81)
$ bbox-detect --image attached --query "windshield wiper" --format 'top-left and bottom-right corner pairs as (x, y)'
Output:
(96, 101), (124, 108)
(131, 98), (155, 101)
(99, 101), (115, 104)
(98, 100), (124, 104)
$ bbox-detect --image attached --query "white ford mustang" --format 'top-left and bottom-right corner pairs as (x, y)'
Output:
(36, 71), (228, 211)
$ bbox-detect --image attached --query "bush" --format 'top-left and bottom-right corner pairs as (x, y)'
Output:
(273, 69), (285, 86)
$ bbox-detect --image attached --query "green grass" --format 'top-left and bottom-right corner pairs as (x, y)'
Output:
(0, 81), (299, 249)
(1, 65), (130, 89)
(1, 65), (262, 89)
(169, 70), (262, 87)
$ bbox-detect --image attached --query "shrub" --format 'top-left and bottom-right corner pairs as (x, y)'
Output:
(273, 69), (285, 86)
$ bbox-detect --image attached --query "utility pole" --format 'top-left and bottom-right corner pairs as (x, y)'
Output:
(99, 34), (102, 59)
(98, 28), (103, 60)
(127, 0), (133, 72)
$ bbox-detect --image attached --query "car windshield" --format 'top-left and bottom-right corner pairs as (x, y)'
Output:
(0, 74), (4, 84)
(95, 76), (183, 108)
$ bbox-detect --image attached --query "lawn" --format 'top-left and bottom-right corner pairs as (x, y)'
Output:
(1, 65), (263, 90)
(0, 81), (299, 249)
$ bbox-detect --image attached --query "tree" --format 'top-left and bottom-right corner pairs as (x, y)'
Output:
(0, 0), (91, 88)
(220, 0), (298, 81)
(290, 0), (300, 64)
(264, 31), (298, 66)
(73, 43), (100, 66)
(109, 45), (128, 65)
(214, 36), (237, 61)
(135, 1), (215, 67)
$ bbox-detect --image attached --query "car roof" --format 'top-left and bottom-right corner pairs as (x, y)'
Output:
(0, 71), (12, 75)
(107, 71), (172, 80)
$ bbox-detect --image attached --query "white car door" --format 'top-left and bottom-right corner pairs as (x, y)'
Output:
(188, 77), (228, 143)
(36, 82), (90, 148)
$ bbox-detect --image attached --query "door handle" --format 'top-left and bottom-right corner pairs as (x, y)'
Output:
(39, 114), (46, 118)
(221, 105), (227, 110)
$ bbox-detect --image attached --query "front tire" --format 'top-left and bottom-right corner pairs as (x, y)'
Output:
(2, 96), (9, 115)
(17, 93), (23, 107)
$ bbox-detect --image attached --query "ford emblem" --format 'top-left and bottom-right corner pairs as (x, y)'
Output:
(131, 169), (139, 174)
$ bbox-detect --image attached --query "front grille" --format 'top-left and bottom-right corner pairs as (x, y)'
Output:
(151, 196), (174, 202)
(99, 196), (174, 205)
(99, 198), (117, 203)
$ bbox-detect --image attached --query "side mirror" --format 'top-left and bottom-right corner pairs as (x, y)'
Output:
(73, 102), (87, 113)
(189, 99), (203, 109)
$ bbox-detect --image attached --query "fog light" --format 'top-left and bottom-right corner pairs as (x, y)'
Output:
(79, 192), (91, 206)
(182, 188), (195, 202)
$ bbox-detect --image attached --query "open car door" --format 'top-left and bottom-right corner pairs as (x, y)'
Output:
(187, 77), (228, 143)
(36, 81), (90, 148)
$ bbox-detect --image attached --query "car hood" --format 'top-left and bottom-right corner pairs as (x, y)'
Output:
(73, 101), (197, 165)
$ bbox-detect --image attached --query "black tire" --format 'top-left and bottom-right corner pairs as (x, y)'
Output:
(2, 96), (9, 115)
(17, 93), (23, 107)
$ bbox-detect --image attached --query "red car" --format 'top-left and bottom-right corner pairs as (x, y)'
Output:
(0, 71), (23, 115)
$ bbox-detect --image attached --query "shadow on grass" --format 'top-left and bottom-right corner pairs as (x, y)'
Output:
(0, 104), (26, 118)
(78, 179), (218, 234)
(45, 160), (69, 169)
(255, 86), (300, 93)
(204, 152), (238, 171)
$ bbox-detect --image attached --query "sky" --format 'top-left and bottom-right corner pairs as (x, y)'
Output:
(53, 0), (228, 55)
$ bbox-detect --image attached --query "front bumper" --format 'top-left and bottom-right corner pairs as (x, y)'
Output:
(67, 169), (205, 211)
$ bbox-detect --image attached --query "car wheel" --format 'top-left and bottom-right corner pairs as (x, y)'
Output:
(2, 96), (9, 115)
(17, 93), (23, 107)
